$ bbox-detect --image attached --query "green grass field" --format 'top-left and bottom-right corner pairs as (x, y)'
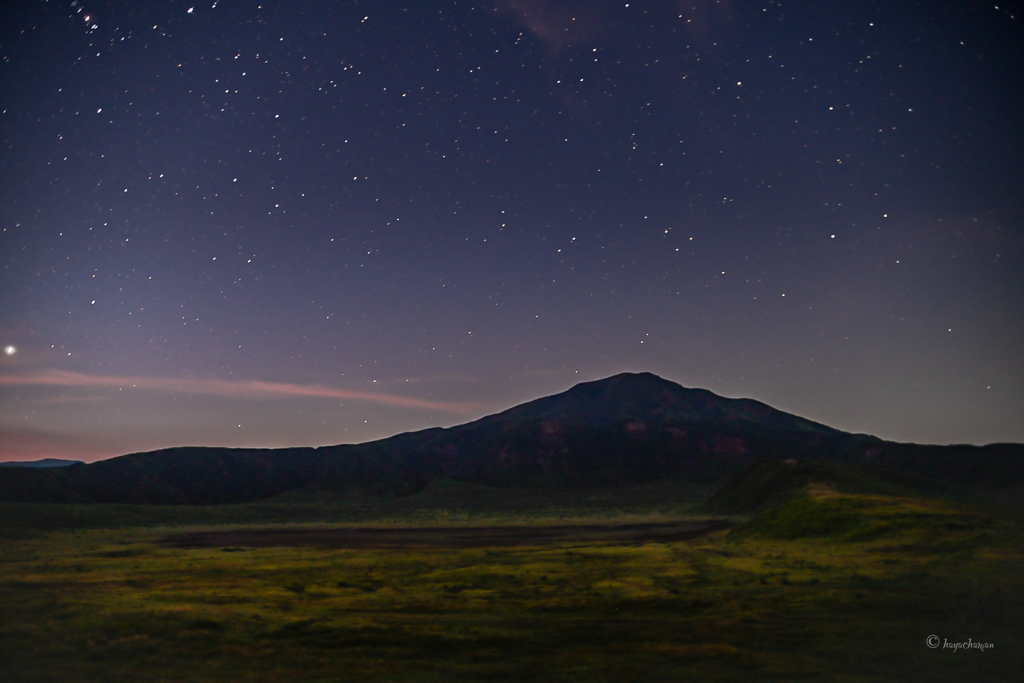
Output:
(1, 479), (1021, 681)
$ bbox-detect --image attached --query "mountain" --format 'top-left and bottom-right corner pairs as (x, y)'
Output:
(0, 458), (84, 468)
(1, 372), (1021, 505)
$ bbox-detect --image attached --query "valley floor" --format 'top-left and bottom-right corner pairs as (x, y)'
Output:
(1, 486), (1022, 681)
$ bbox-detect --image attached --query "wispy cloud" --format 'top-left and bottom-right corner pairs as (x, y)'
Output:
(0, 370), (478, 413)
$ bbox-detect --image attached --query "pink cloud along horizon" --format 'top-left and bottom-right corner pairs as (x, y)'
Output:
(0, 369), (480, 413)
(0, 426), (116, 463)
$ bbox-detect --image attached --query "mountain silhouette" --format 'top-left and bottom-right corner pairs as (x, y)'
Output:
(1, 372), (1020, 504)
(0, 458), (84, 468)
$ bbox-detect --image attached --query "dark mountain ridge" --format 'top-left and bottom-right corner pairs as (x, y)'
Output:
(1, 372), (1021, 504)
(0, 458), (84, 468)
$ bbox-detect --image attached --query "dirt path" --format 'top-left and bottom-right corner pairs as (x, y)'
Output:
(160, 519), (732, 549)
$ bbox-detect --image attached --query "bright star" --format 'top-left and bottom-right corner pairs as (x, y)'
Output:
(4, 345), (15, 356)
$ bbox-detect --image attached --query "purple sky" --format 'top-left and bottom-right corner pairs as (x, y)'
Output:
(2, 0), (1022, 462)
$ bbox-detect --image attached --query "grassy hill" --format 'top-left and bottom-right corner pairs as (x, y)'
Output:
(701, 458), (952, 515)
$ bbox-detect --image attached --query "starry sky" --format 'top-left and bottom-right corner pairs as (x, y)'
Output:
(1, 0), (1022, 463)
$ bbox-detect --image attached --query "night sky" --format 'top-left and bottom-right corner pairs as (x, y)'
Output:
(2, 0), (1022, 463)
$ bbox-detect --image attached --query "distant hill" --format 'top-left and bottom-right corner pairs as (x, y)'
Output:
(700, 458), (951, 515)
(0, 458), (84, 468)
(1, 372), (1021, 505)
(703, 457), (1002, 545)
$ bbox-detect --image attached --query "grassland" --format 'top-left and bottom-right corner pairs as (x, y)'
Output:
(1, 477), (1021, 681)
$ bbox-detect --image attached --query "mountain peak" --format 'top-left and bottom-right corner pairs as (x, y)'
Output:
(490, 372), (834, 434)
